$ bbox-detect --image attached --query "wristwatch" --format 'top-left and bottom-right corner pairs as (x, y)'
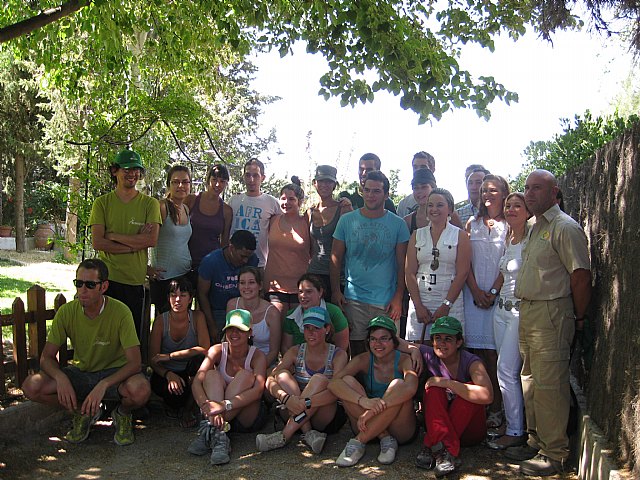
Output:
(305, 398), (312, 409)
(442, 299), (452, 307)
(489, 288), (498, 296)
(224, 400), (233, 411)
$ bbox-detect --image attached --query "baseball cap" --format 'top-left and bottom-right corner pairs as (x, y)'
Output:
(430, 316), (463, 336)
(367, 315), (397, 334)
(114, 150), (144, 169)
(223, 309), (252, 332)
(314, 165), (337, 183)
(302, 306), (330, 328)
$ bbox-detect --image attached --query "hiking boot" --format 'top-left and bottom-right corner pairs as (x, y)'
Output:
(415, 446), (436, 470)
(336, 438), (366, 467)
(210, 430), (231, 465)
(111, 407), (134, 446)
(377, 435), (398, 464)
(504, 443), (539, 461)
(520, 454), (566, 476)
(188, 420), (214, 455)
(487, 434), (527, 450)
(434, 449), (458, 477)
(64, 408), (102, 443)
(256, 431), (286, 452)
(302, 429), (327, 454)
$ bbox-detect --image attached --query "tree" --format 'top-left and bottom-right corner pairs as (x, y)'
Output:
(0, 0), (534, 123)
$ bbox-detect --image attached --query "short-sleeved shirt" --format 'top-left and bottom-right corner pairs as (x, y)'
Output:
(515, 204), (590, 300)
(89, 191), (162, 285)
(228, 192), (280, 267)
(338, 190), (397, 215)
(419, 344), (483, 383)
(333, 209), (410, 306)
(198, 247), (259, 311)
(47, 297), (139, 372)
(456, 202), (479, 227)
(397, 194), (418, 218)
(284, 302), (349, 346)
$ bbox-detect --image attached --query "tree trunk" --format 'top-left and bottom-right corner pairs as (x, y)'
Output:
(64, 172), (81, 261)
(14, 154), (26, 252)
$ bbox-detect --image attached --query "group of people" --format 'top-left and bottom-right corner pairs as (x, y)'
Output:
(21, 148), (591, 478)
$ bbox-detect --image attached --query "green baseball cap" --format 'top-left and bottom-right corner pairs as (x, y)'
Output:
(367, 315), (397, 334)
(114, 149), (144, 169)
(430, 316), (463, 336)
(303, 306), (330, 328)
(223, 309), (252, 332)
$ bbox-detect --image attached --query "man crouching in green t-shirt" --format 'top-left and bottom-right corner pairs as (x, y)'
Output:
(22, 259), (150, 446)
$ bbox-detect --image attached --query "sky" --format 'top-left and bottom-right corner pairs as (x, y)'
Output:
(250, 25), (635, 202)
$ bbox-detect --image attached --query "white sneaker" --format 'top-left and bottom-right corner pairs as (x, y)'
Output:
(303, 429), (327, 454)
(336, 438), (366, 467)
(256, 431), (286, 452)
(377, 435), (398, 464)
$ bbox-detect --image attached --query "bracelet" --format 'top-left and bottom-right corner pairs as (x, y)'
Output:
(282, 394), (290, 405)
(357, 396), (363, 407)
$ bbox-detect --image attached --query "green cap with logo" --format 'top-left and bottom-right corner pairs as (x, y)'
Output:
(367, 315), (397, 334)
(430, 316), (463, 336)
(223, 309), (252, 332)
(303, 306), (330, 328)
(114, 149), (144, 169)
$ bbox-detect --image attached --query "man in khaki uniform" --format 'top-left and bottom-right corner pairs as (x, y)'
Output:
(506, 169), (591, 476)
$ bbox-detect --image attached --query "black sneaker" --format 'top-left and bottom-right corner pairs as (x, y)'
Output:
(434, 449), (458, 478)
(415, 446), (435, 470)
(504, 444), (539, 461)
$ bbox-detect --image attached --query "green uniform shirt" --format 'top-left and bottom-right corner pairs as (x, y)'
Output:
(284, 302), (349, 346)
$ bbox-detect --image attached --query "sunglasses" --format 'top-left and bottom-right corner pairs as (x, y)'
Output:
(430, 247), (440, 271)
(73, 279), (103, 289)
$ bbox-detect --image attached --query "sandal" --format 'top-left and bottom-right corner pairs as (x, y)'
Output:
(486, 410), (504, 429)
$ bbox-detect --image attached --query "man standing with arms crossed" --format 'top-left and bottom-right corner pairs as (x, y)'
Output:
(506, 169), (591, 476)
(331, 170), (409, 355)
(90, 149), (162, 344)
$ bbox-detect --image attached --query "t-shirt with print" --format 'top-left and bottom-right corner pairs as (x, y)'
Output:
(89, 191), (162, 285)
(47, 297), (139, 372)
(333, 209), (410, 306)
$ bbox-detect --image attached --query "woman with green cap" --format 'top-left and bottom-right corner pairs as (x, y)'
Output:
(328, 316), (418, 468)
(188, 309), (267, 466)
(414, 315), (493, 477)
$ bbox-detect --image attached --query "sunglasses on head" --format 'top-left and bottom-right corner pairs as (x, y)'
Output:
(73, 279), (103, 289)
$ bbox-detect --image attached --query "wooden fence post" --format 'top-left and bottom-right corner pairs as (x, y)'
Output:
(54, 293), (68, 366)
(12, 297), (27, 387)
(27, 285), (46, 360)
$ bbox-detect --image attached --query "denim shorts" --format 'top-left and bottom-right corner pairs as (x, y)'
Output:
(62, 365), (121, 402)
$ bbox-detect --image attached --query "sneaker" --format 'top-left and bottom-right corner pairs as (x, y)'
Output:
(504, 443), (539, 461)
(64, 408), (102, 443)
(377, 435), (398, 464)
(415, 446), (435, 470)
(303, 429), (327, 454)
(188, 420), (214, 456)
(336, 438), (366, 467)
(434, 449), (458, 477)
(520, 454), (566, 476)
(210, 430), (231, 465)
(111, 407), (134, 446)
(256, 431), (287, 452)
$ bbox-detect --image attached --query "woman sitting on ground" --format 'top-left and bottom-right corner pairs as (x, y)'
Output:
(188, 309), (267, 465)
(149, 277), (210, 427)
(256, 307), (348, 454)
(414, 316), (493, 477)
(328, 316), (418, 468)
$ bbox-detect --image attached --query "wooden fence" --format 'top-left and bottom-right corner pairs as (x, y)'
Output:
(0, 285), (68, 395)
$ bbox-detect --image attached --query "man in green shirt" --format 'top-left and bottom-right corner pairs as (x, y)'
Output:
(22, 259), (150, 445)
(89, 149), (162, 342)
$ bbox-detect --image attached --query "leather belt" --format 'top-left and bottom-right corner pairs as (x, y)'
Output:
(498, 298), (520, 312)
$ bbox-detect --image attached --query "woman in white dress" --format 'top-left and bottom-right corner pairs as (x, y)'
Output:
(405, 188), (471, 342)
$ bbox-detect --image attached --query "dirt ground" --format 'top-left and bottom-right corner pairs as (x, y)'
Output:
(0, 400), (578, 480)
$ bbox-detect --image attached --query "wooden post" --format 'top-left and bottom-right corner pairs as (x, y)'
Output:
(54, 293), (68, 366)
(27, 285), (46, 361)
(12, 297), (27, 387)
(0, 318), (5, 396)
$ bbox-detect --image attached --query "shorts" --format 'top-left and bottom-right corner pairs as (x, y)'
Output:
(62, 365), (121, 402)
(267, 292), (298, 305)
(317, 402), (348, 435)
(343, 299), (390, 341)
(230, 399), (269, 433)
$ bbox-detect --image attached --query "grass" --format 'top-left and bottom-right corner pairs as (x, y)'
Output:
(0, 274), (66, 314)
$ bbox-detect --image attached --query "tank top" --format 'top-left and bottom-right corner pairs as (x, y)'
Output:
(233, 298), (273, 357)
(264, 215), (311, 293)
(293, 343), (338, 388)
(498, 240), (523, 301)
(218, 342), (256, 385)
(188, 194), (225, 267)
(160, 311), (198, 372)
(308, 205), (342, 275)
(364, 350), (403, 398)
(150, 207), (192, 279)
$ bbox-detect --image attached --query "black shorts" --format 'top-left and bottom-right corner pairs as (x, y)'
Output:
(317, 402), (348, 435)
(231, 400), (269, 433)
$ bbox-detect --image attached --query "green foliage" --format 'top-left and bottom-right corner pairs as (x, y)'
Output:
(511, 111), (640, 192)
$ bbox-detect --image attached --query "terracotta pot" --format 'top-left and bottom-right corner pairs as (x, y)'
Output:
(0, 225), (12, 237)
(34, 223), (55, 250)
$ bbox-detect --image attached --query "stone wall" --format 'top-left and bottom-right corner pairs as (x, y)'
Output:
(559, 123), (640, 476)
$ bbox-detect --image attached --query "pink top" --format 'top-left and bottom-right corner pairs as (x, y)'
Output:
(264, 215), (310, 293)
(218, 342), (256, 385)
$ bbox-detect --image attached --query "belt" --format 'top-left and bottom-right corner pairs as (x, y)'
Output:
(498, 298), (520, 312)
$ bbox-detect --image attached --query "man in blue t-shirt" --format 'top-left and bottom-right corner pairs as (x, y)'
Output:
(197, 230), (258, 341)
(331, 170), (410, 355)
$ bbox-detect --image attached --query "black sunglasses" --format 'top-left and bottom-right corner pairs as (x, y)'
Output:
(430, 247), (440, 271)
(73, 279), (103, 289)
